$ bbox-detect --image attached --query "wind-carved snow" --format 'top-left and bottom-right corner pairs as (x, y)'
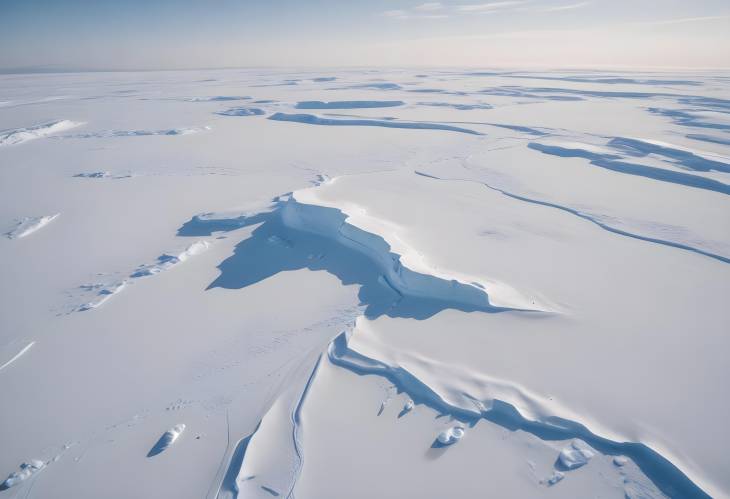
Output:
(414, 170), (730, 264)
(295, 101), (405, 109)
(1, 460), (46, 490)
(75, 241), (210, 312)
(557, 440), (595, 470)
(435, 425), (465, 446)
(528, 140), (730, 195)
(268, 113), (483, 135)
(5, 214), (60, 239)
(147, 424), (185, 457)
(0, 342), (35, 372)
(326, 327), (709, 499)
(215, 107), (265, 117)
(0, 120), (82, 146)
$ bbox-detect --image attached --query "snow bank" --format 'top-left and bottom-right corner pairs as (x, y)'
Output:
(5, 214), (60, 239)
(1, 460), (45, 490)
(436, 426), (465, 446)
(557, 440), (595, 470)
(0, 120), (82, 147)
(147, 424), (185, 457)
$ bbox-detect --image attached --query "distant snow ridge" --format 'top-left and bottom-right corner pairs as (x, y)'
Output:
(295, 101), (405, 109)
(73, 171), (133, 179)
(65, 126), (211, 138)
(327, 331), (710, 499)
(147, 424), (185, 457)
(269, 113), (483, 135)
(5, 214), (60, 239)
(1, 460), (45, 490)
(0, 120), (82, 147)
(215, 107), (265, 117)
(130, 241), (210, 277)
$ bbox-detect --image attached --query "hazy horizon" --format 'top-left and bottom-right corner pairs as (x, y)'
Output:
(2, 0), (729, 72)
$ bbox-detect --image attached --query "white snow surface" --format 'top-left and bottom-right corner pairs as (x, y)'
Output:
(0, 68), (728, 499)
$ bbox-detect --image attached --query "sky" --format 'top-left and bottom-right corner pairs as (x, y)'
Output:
(1, 0), (729, 72)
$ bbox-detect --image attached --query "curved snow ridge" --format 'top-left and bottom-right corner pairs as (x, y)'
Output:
(414, 171), (730, 264)
(268, 112), (484, 135)
(327, 329), (713, 499)
(0, 120), (82, 147)
(76, 240), (210, 312)
(0, 341), (35, 372)
(5, 214), (60, 239)
(285, 186), (548, 312)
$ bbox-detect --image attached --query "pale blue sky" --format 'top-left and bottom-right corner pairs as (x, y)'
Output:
(1, 0), (729, 71)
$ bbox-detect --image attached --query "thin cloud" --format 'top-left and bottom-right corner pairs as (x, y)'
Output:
(414, 2), (444, 11)
(637, 15), (730, 26)
(457, 1), (527, 12)
(541, 2), (590, 12)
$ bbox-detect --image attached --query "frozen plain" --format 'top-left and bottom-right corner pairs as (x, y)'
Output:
(0, 68), (729, 499)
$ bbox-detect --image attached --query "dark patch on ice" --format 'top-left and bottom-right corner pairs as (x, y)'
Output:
(295, 101), (404, 109)
(268, 113), (483, 135)
(261, 485), (280, 496)
(312, 77), (337, 82)
(215, 107), (265, 117)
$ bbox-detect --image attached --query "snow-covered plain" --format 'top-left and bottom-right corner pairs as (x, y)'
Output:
(0, 68), (728, 499)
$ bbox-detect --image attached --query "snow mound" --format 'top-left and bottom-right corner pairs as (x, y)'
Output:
(130, 241), (210, 278)
(558, 440), (595, 470)
(436, 426), (465, 446)
(147, 424), (185, 457)
(215, 107), (265, 117)
(544, 471), (565, 486)
(5, 214), (60, 239)
(0, 120), (82, 147)
(1, 460), (45, 490)
(76, 281), (127, 312)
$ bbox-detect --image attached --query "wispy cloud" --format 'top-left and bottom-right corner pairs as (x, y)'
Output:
(457, 1), (527, 12)
(384, 0), (531, 19)
(540, 2), (590, 12)
(414, 2), (444, 11)
(636, 15), (730, 26)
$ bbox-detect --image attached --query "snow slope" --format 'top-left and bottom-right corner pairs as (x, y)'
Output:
(0, 67), (728, 499)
